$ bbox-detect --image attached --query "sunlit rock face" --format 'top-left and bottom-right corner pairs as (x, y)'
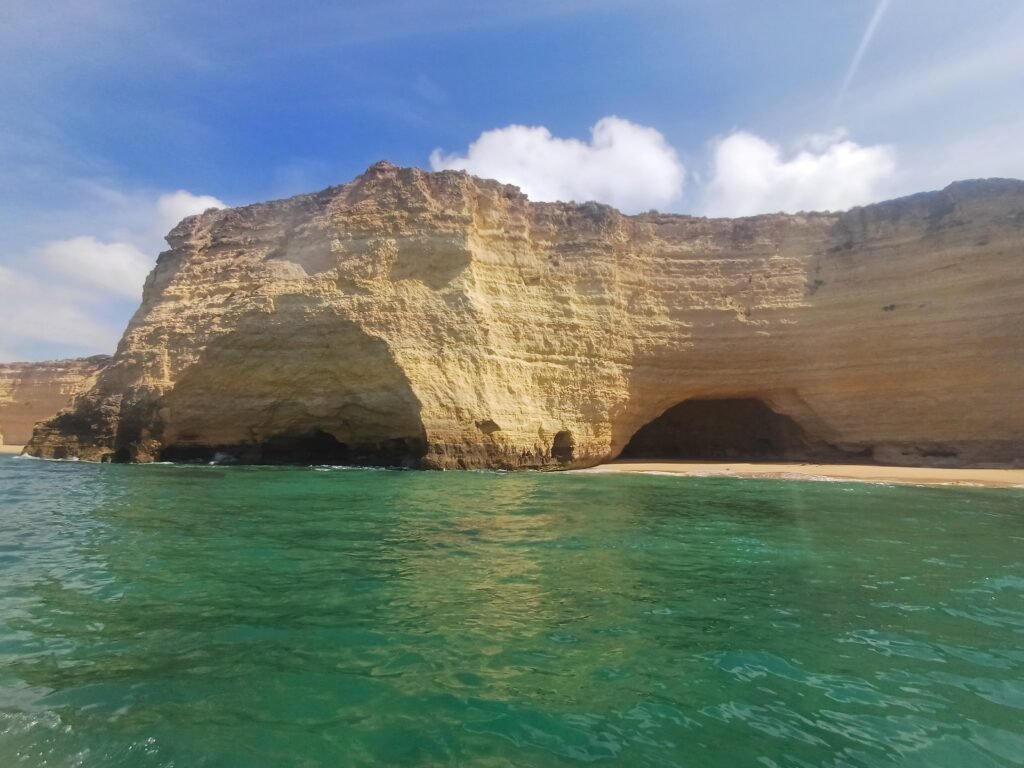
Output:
(24, 164), (1024, 468)
(0, 356), (111, 447)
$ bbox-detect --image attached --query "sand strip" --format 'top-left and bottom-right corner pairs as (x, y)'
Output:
(0, 445), (25, 455)
(578, 461), (1024, 489)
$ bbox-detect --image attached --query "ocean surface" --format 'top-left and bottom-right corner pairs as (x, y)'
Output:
(1, 455), (1023, 767)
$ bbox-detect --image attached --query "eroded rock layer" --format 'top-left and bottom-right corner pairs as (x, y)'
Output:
(0, 356), (111, 447)
(24, 164), (1024, 468)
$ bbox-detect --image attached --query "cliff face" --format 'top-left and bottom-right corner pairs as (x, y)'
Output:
(24, 164), (1024, 468)
(0, 356), (111, 446)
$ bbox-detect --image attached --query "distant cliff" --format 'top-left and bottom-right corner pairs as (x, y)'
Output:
(24, 163), (1024, 468)
(0, 356), (111, 447)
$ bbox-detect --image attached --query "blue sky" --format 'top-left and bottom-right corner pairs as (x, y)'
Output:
(2, 0), (1023, 361)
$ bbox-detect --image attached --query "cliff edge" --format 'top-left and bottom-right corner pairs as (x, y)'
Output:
(1, 356), (111, 447)
(24, 164), (1024, 468)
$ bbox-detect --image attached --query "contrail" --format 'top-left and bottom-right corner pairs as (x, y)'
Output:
(832, 0), (894, 120)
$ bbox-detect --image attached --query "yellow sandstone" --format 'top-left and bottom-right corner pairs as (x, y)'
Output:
(1, 356), (110, 448)
(23, 164), (1024, 469)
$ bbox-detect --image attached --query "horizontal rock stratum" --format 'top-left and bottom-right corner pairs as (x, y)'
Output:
(25, 163), (1024, 468)
(1, 356), (111, 447)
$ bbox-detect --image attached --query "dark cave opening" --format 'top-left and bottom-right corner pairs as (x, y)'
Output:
(620, 398), (822, 461)
(158, 430), (426, 467)
(259, 430), (354, 465)
(551, 430), (576, 464)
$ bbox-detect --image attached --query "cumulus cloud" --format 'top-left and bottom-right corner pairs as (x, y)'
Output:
(156, 190), (226, 234)
(34, 189), (226, 303)
(1, 187), (225, 361)
(430, 116), (685, 213)
(430, 118), (897, 217)
(37, 236), (152, 300)
(0, 266), (117, 358)
(701, 130), (896, 217)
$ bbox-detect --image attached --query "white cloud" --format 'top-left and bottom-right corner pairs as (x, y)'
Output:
(0, 266), (119, 357)
(430, 116), (685, 213)
(156, 190), (226, 234)
(33, 190), (226, 304)
(430, 118), (899, 218)
(1, 187), (225, 361)
(37, 236), (151, 300)
(701, 131), (896, 217)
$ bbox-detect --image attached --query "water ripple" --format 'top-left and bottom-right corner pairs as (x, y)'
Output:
(1, 456), (1023, 766)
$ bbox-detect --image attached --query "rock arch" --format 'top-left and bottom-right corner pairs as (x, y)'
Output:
(154, 306), (427, 465)
(551, 429), (576, 464)
(618, 396), (858, 462)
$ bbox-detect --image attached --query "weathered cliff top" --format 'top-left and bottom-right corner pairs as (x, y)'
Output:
(0, 354), (113, 371)
(24, 164), (1024, 469)
(172, 161), (1024, 243)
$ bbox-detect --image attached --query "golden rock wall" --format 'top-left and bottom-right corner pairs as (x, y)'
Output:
(25, 164), (1024, 468)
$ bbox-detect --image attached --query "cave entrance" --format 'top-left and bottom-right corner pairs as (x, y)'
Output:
(153, 306), (429, 467)
(620, 398), (818, 461)
(158, 430), (426, 466)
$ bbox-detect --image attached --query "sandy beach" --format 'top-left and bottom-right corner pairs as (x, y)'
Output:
(0, 445), (24, 454)
(579, 460), (1024, 489)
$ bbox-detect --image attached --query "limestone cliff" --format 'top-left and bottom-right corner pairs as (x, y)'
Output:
(0, 356), (111, 447)
(24, 164), (1024, 468)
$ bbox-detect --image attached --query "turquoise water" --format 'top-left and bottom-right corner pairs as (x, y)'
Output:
(1, 455), (1023, 766)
